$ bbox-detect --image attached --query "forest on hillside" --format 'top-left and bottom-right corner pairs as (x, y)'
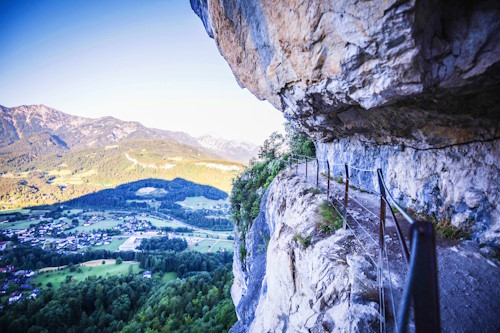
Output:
(0, 243), (236, 333)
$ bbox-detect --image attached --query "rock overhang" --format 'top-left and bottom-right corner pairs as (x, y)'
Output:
(191, 0), (500, 148)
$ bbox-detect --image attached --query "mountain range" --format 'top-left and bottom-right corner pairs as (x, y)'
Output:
(0, 104), (257, 210)
(0, 104), (257, 163)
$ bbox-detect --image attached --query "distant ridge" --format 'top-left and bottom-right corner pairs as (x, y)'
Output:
(0, 104), (258, 163)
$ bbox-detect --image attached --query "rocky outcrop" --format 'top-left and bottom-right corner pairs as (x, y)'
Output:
(191, 1), (500, 331)
(191, 0), (500, 245)
(231, 191), (270, 332)
(191, 0), (500, 147)
(316, 137), (500, 247)
(232, 172), (380, 332)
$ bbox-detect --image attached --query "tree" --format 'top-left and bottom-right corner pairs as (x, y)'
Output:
(258, 132), (285, 160)
(285, 122), (315, 157)
(116, 257), (122, 265)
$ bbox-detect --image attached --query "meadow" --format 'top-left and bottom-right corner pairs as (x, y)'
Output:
(31, 260), (142, 289)
(70, 219), (122, 232)
(176, 196), (229, 210)
(211, 241), (234, 252)
(190, 239), (217, 253)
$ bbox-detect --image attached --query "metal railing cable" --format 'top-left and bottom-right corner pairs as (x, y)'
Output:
(290, 156), (389, 331)
(348, 165), (378, 173)
(346, 195), (381, 220)
(290, 155), (390, 331)
(287, 154), (440, 333)
(303, 167), (378, 266)
(290, 157), (381, 244)
(293, 157), (380, 247)
(377, 170), (415, 225)
(289, 156), (379, 266)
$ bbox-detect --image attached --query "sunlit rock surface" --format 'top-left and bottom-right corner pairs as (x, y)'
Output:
(191, 0), (500, 147)
(231, 173), (379, 332)
(191, 0), (500, 244)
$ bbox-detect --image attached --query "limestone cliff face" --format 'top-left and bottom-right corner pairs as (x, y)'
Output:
(231, 172), (379, 332)
(191, 0), (500, 245)
(191, 0), (500, 147)
(316, 137), (500, 247)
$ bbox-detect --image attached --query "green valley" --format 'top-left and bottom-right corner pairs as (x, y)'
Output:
(0, 139), (242, 210)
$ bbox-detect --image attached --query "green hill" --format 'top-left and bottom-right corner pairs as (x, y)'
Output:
(0, 139), (242, 210)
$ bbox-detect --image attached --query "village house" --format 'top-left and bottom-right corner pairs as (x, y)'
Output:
(8, 291), (21, 304)
(0, 241), (12, 251)
(30, 289), (40, 299)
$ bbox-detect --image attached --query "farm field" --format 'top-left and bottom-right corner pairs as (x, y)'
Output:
(0, 209), (31, 215)
(187, 231), (231, 239)
(190, 239), (217, 253)
(153, 271), (178, 283)
(62, 209), (84, 215)
(32, 260), (142, 289)
(0, 219), (40, 230)
(142, 216), (180, 228)
(210, 241), (233, 252)
(176, 196), (228, 210)
(47, 168), (97, 185)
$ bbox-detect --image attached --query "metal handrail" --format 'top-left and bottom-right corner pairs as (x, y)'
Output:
(397, 228), (419, 332)
(286, 155), (440, 333)
(377, 169), (415, 225)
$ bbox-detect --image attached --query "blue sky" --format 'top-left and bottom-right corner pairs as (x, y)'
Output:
(0, 0), (284, 144)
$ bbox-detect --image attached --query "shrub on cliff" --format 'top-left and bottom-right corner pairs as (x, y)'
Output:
(231, 132), (288, 230)
(231, 157), (286, 229)
(231, 127), (316, 268)
(285, 122), (316, 158)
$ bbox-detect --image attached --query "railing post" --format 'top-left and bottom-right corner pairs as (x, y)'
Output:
(316, 159), (319, 189)
(342, 164), (349, 229)
(305, 157), (308, 179)
(377, 168), (410, 264)
(295, 156), (298, 175)
(377, 168), (387, 332)
(327, 161), (330, 198)
(410, 221), (441, 333)
(377, 169), (387, 230)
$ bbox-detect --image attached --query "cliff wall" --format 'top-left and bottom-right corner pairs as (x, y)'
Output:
(231, 172), (380, 332)
(191, 0), (499, 146)
(191, 0), (500, 244)
(316, 138), (499, 247)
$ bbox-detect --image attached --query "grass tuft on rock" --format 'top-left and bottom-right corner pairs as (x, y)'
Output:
(294, 234), (312, 249)
(305, 187), (321, 195)
(433, 219), (470, 240)
(319, 201), (343, 234)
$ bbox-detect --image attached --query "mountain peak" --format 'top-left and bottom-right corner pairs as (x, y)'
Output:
(0, 104), (258, 163)
(197, 135), (258, 163)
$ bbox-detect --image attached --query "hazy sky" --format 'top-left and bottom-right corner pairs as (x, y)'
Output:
(0, 0), (285, 145)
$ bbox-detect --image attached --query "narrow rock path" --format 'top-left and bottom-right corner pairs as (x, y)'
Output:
(292, 160), (500, 332)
